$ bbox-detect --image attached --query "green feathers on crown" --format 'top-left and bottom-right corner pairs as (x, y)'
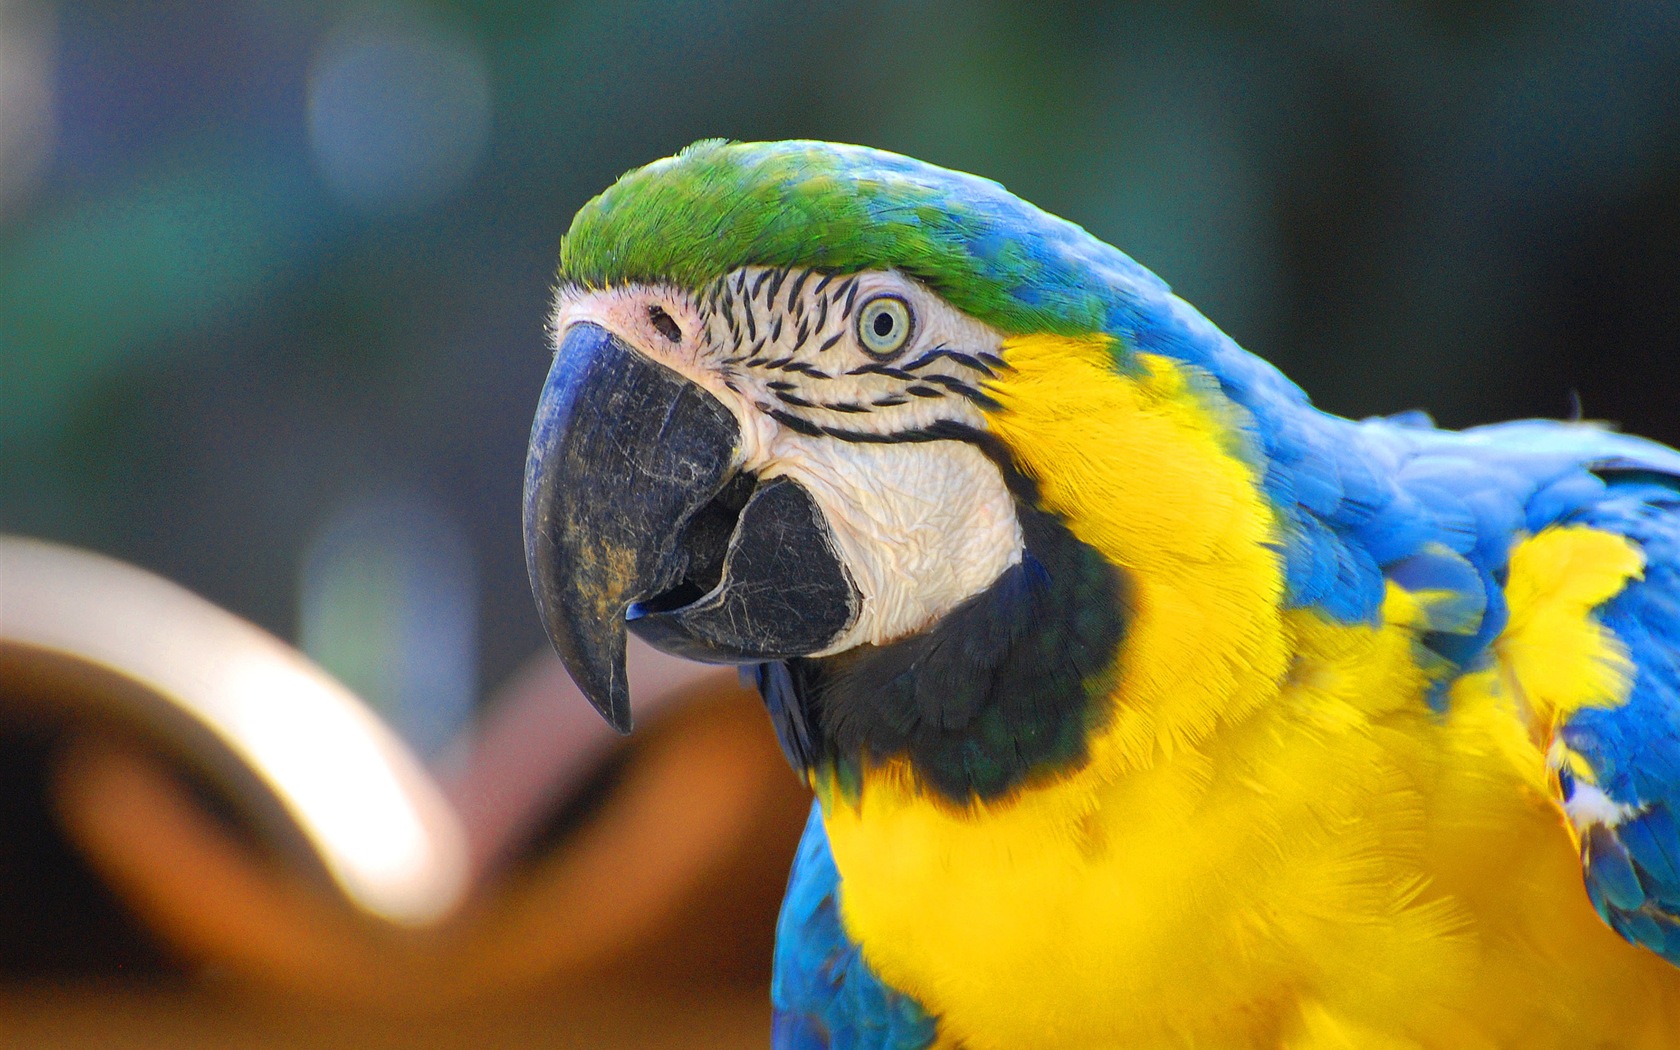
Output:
(557, 139), (1113, 335)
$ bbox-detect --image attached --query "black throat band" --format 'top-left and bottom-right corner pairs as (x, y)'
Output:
(752, 428), (1132, 803)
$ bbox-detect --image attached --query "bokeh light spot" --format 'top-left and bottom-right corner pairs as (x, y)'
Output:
(300, 490), (478, 760)
(0, 0), (58, 218)
(305, 4), (490, 214)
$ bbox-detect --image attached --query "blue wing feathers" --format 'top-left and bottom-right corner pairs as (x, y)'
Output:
(1526, 471), (1609, 532)
(1276, 414), (1680, 634)
(772, 803), (938, 1050)
(1562, 477), (1680, 962)
(1567, 480), (1680, 798)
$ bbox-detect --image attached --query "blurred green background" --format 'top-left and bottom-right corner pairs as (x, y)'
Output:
(4, 0), (1678, 753)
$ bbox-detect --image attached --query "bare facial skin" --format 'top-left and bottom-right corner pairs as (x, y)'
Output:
(551, 268), (1024, 652)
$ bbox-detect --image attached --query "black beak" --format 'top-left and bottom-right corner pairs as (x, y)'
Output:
(523, 323), (858, 732)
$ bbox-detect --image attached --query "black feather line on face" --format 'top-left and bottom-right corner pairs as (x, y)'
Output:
(902, 346), (996, 378)
(917, 374), (1001, 409)
(847, 363), (917, 380)
(785, 268), (812, 309)
(769, 408), (824, 437)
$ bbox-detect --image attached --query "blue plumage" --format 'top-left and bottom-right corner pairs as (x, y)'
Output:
(772, 805), (938, 1050)
(1560, 478), (1680, 960)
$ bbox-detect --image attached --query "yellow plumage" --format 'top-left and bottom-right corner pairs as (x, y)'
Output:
(817, 335), (1680, 1048)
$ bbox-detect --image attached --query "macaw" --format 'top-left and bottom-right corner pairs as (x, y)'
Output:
(521, 140), (1680, 1048)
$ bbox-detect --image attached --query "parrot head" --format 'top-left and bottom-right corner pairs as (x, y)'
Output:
(525, 140), (1296, 797)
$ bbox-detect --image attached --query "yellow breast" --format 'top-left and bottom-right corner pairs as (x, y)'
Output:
(817, 337), (1680, 1048)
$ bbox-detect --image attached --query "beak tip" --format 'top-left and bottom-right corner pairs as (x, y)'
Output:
(551, 635), (635, 732)
(588, 683), (634, 735)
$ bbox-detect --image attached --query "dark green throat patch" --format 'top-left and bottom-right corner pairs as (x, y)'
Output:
(753, 440), (1131, 802)
(559, 139), (1117, 337)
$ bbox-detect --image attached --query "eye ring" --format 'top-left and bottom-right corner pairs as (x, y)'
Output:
(856, 295), (914, 358)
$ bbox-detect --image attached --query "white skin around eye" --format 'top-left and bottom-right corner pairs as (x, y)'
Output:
(552, 271), (1025, 649)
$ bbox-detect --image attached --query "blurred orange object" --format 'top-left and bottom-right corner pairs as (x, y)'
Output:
(0, 536), (810, 1037)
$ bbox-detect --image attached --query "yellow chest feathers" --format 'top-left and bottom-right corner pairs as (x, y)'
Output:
(817, 338), (1680, 1048)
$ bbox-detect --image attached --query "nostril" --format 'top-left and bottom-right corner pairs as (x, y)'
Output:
(648, 305), (683, 344)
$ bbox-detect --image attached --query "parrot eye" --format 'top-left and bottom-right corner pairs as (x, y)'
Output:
(856, 295), (913, 358)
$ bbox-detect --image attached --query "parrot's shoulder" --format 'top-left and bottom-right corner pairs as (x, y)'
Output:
(1269, 412), (1680, 666)
(771, 803), (938, 1050)
(1349, 415), (1680, 571)
(1323, 416), (1680, 962)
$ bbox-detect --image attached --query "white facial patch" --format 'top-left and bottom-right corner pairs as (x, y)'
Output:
(759, 435), (1022, 652)
(551, 268), (1025, 650)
